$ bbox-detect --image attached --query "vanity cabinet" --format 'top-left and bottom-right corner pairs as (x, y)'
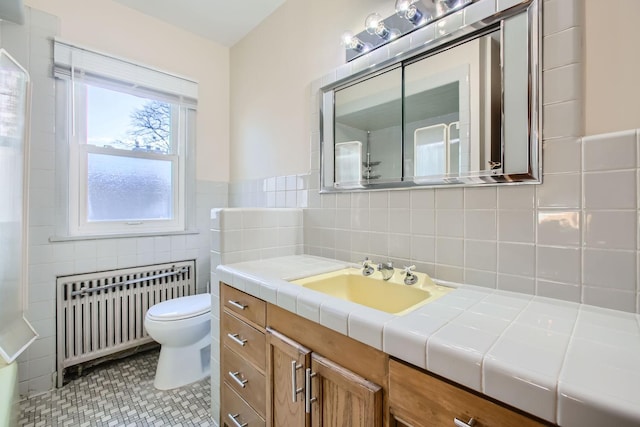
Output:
(388, 359), (549, 427)
(220, 283), (549, 427)
(221, 285), (267, 427)
(220, 283), (386, 427)
(267, 328), (383, 427)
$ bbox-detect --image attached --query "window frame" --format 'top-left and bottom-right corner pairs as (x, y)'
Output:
(54, 41), (197, 238)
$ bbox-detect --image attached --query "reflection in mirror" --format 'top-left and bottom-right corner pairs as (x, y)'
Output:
(405, 30), (501, 182)
(334, 68), (402, 188)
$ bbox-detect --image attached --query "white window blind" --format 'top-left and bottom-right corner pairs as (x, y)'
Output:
(53, 39), (198, 106)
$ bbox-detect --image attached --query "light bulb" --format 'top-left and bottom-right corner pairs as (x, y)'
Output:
(365, 13), (383, 34)
(341, 31), (365, 52)
(365, 12), (391, 39)
(395, 0), (417, 15)
(341, 31), (355, 47)
(395, 0), (425, 26)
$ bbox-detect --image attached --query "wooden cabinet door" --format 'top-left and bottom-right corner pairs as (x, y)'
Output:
(266, 328), (311, 427)
(308, 353), (383, 427)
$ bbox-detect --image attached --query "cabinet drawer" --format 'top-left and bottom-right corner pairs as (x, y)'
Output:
(389, 359), (546, 427)
(222, 312), (266, 372)
(222, 384), (265, 427)
(222, 284), (266, 328)
(223, 345), (266, 418)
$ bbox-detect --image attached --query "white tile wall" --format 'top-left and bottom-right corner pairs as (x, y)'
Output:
(2, 8), (228, 396)
(209, 208), (304, 423)
(297, 124), (640, 313)
(228, 174), (308, 208)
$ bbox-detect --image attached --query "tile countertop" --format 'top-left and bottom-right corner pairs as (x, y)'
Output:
(216, 255), (640, 427)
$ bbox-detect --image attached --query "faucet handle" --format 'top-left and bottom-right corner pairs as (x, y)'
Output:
(361, 257), (374, 267)
(361, 257), (375, 276)
(402, 265), (418, 285)
(403, 265), (416, 274)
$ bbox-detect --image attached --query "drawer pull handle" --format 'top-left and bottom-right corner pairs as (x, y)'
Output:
(228, 300), (247, 310)
(228, 371), (248, 388)
(305, 368), (317, 414)
(228, 413), (248, 427)
(454, 417), (476, 427)
(291, 360), (304, 403)
(227, 333), (248, 346)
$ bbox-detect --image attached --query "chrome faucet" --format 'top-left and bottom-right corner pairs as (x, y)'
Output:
(402, 265), (418, 285)
(361, 257), (375, 276)
(377, 261), (394, 281)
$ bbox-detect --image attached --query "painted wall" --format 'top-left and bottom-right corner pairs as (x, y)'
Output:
(25, 0), (230, 182)
(584, 0), (640, 135)
(229, 0), (392, 181)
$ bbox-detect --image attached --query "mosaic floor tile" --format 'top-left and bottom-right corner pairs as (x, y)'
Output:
(19, 350), (213, 427)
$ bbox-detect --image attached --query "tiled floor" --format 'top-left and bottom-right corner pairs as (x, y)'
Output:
(19, 350), (214, 427)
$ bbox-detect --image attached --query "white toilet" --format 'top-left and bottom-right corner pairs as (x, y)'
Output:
(144, 293), (211, 390)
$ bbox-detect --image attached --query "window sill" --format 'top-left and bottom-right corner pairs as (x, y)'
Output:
(49, 229), (201, 242)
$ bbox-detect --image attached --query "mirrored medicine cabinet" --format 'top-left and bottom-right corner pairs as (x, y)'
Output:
(319, 0), (541, 192)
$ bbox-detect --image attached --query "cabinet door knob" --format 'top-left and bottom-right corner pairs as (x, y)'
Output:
(228, 300), (247, 310)
(291, 360), (304, 403)
(228, 413), (248, 427)
(454, 417), (477, 427)
(305, 368), (317, 414)
(227, 333), (248, 346)
(228, 371), (248, 388)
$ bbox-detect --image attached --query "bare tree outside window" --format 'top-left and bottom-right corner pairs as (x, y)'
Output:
(113, 100), (172, 154)
(129, 101), (171, 153)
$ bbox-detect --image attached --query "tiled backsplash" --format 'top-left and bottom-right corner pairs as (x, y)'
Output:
(230, 128), (640, 315)
(304, 128), (640, 314)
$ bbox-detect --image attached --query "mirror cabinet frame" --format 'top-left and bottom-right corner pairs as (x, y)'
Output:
(319, 0), (541, 193)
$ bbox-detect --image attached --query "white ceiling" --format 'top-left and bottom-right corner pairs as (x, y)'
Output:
(113, 0), (286, 47)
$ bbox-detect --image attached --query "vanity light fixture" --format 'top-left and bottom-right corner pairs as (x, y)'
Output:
(395, 0), (426, 26)
(341, 0), (474, 62)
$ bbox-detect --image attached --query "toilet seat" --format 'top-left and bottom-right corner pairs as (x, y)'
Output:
(146, 294), (210, 321)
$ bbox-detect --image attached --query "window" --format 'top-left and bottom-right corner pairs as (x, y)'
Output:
(54, 41), (197, 236)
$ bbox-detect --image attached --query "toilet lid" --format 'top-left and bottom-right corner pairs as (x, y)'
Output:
(147, 294), (210, 321)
